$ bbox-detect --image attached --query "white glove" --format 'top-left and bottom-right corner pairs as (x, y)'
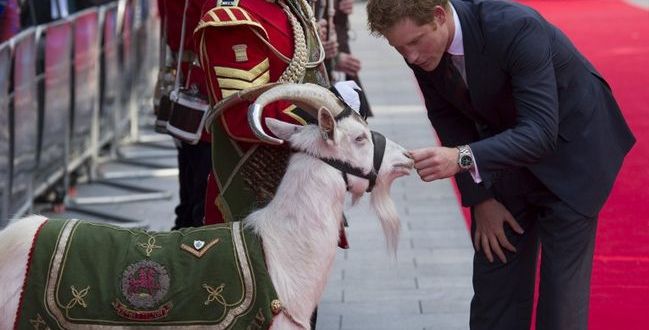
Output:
(333, 80), (362, 115)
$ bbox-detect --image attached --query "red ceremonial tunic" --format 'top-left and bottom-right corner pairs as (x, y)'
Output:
(195, 0), (323, 224)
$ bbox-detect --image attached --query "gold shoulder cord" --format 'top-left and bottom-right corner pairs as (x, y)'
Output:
(290, 0), (326, 69)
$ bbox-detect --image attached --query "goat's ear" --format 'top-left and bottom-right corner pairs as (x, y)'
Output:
(318, 106), (337, 143)
(265, 118), (301, 141)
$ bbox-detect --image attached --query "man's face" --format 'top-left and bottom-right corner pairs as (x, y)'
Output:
(384, 15), (450, 72)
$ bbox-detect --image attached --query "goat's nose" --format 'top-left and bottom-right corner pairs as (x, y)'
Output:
(404, 151), (413, 159)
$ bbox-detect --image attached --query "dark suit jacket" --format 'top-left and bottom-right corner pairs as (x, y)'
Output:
(410, 0), (635, 217)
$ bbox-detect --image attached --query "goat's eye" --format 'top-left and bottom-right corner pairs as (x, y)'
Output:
(355, 135), (367, 143)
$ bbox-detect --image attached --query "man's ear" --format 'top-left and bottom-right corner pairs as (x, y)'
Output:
(318, 106), (337, 144)
(432, 5), (447, 27)
(265, 117), (301, 142)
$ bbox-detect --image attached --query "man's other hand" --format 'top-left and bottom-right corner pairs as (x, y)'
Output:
(473, 198), (524, 263)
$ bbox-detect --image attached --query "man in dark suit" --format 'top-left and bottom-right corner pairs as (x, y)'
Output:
(367, 0), (635, 329)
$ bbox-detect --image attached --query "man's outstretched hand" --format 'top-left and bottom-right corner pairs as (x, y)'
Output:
(409, 146), (460, 181)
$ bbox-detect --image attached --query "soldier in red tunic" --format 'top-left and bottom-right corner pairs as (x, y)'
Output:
(194, 0), (334, 227)
(158, 0), (212, 229)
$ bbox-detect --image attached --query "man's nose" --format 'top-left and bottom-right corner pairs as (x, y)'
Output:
(405, 51), (419, 64)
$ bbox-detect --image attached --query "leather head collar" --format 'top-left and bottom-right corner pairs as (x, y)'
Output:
(293, 130), (386, 193)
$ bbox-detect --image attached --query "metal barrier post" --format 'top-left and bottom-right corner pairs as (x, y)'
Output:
(98, 0), (178, 178)
(68, 8), (100, 174)
(115, 0), (135, 143)
(66, 2), (172, 211)
(97, 2), (119, 154)
(0, 1), (177, 226)
(33, 20), (73, 199)
(132, 0), (169, 146)
(8, 28), (38, 219)
(0, 41), (11, 226)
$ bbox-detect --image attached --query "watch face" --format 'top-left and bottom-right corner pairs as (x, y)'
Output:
(460, 155), (473, 167)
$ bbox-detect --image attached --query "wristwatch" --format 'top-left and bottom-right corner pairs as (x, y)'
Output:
(456, 145), (474, 172)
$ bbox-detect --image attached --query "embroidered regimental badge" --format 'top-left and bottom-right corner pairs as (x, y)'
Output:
(114, 260), (172, 320)
(121, 260), (170, 308)
(181, 238), (220, 258)
(233, 44), (248, 62)
(194, 240), (205, 250)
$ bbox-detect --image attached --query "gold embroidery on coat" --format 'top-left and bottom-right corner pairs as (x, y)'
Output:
(282, 105), (309, 125)
(138, 236), (162, 257)
(246, 309), (266, 329)
(203, 283), (228, 306)
(215, 59), (270, 98)
(223, 7), (238, 20)
(180, 238), (220, 258)
(208, 11), (221, 22)
(42, 221), (259, 329)
(217, 71), (269, 90)
(237, 7), (253, 21)
(214, 58), (269, 81)
(29, 313), (47, 329)
(64, 285), (90, 311)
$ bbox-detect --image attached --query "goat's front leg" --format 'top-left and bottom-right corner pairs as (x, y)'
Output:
(270, 313), (312, 330)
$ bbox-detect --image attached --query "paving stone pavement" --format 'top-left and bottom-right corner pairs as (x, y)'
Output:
(37, 1), (475, 329)
(314, 2), (473, 329)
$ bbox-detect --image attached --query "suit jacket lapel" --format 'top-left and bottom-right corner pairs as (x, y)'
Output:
(426, 57), (485, 126)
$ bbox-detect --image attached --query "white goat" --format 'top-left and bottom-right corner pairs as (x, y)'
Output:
(0, 83), (413, 329)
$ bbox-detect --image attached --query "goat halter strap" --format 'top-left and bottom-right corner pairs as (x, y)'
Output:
(294, 130), (386, 193)
(369, 131), (386, 191)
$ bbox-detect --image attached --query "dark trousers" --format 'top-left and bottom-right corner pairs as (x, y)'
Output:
(470, 170), (597, 330)
(173, 141), (211, 229)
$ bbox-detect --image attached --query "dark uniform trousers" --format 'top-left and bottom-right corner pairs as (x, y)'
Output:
(173, 141), (212, 229)
(470, 169), (597, 330)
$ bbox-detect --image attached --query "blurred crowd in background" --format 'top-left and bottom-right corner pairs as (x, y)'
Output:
(1, 0), (134, 42)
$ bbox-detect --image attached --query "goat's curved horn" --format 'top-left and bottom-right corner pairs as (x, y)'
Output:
(205, 82), (282, 132)
(248, 83), (345, 145)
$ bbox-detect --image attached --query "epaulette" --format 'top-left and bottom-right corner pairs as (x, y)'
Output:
(195, 5), (268, 40)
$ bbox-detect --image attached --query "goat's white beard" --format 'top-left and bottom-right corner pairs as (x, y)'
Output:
(369, 177), (401, 255)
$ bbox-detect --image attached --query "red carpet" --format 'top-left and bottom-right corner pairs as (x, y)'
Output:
(455, 0), (649, 328)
